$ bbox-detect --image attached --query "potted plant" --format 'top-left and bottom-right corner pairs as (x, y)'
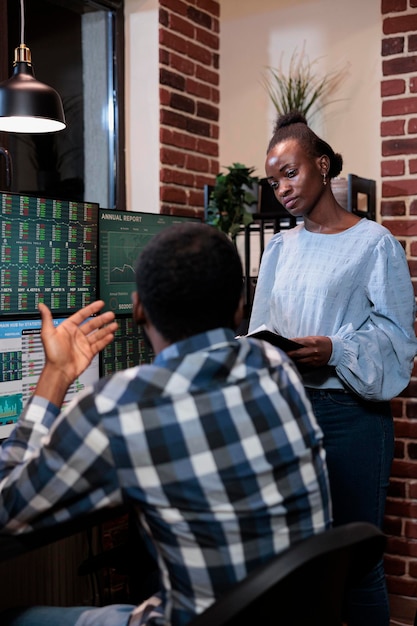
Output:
(261, 45), (349, 124)
(205, 163), (259, 238)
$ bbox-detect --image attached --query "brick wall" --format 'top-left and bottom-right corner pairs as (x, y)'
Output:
(159, 0), (220, 219)
(381, 1), (417, 623)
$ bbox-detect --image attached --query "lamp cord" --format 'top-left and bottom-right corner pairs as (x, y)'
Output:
(20, 0), (25, 46)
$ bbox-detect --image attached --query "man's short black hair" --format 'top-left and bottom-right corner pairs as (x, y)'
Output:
(135, 221), (244, 342)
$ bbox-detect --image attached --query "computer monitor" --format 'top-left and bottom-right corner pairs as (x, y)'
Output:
(0, 192), (98, 316)
(98, 209), (200, 314)
(98, 210), (201, 376)
(0, 316), (100, 440)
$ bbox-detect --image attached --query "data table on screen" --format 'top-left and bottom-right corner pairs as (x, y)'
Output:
(0, 193), (98, 316)
(100, 315), (155, 377)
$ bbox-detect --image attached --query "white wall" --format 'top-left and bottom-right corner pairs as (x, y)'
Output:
(124, 0), (160, 214)
(219, 0), (381, 186)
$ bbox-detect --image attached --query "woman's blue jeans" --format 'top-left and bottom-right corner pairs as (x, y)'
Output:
(306, 388), (394, 626)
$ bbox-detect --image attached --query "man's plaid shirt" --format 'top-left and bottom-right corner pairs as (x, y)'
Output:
(0, 328), (331, 626)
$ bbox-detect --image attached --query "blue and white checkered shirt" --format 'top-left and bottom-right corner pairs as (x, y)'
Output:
(0, 328), (331, 626)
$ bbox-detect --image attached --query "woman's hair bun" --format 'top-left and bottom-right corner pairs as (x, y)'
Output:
(275, 110), (308, 131)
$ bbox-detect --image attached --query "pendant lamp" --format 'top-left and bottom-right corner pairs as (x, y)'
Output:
(0, 0), (66, 133)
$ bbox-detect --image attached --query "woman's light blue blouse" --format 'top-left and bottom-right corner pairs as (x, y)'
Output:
(249, 219), (417, 401)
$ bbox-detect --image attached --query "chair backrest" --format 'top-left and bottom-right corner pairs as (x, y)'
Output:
(188, 522), (386, 626)
(347, 173), (376, 220)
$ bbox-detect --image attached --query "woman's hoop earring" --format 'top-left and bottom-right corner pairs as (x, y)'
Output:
(322, 173), (327, 186)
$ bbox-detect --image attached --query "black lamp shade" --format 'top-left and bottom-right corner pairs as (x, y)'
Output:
(0, 61), (66, 133)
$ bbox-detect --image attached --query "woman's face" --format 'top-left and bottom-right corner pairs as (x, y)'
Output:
(265, 138), (325, 218)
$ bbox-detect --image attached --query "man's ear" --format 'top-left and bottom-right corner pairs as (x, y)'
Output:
(233, 295), (245, 330)
(132, 291), (147, 326)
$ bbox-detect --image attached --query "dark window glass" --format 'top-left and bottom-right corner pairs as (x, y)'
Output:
(0, 0), (125, 209)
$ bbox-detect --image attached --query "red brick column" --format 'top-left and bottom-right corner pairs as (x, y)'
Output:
(381, 1), (417, 622)
(159, 0), (220, 219)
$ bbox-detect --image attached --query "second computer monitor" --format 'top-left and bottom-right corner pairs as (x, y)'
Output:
(98, 209), (200, 314)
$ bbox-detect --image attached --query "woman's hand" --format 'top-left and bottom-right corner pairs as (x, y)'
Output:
(36, 301), (118, 406)
(287, 336), (332, 369)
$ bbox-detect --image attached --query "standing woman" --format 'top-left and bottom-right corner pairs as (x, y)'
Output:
(249, 110), (417, 626)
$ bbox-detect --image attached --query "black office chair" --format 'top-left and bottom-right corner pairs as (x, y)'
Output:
(188, 522), (386, 626)
(347, 173), (376, 221)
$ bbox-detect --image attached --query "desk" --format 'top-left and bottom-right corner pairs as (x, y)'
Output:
(0, 507), (129, 610)
(0, 506), (128, 564)
(0, 533), (30, 562)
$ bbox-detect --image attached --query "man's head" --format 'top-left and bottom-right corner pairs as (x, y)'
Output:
(134, 221), (244, 343)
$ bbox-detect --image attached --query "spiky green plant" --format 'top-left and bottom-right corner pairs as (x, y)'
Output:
(262, 46), (349, 122)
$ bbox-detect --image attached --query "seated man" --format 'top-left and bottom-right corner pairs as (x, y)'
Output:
(0, 222), (331, 626)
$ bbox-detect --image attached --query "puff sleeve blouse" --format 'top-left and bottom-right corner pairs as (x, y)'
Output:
(249, 219), (417, 401)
